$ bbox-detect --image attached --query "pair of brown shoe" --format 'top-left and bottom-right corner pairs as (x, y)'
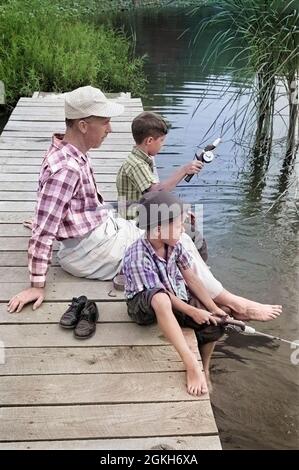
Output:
(59, 296), (99, 339)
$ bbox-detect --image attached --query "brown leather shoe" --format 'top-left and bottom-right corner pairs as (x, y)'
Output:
(74, 300), (99, 339)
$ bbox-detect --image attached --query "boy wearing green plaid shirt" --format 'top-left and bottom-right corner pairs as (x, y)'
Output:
(116, 111), (203, 218)
(116, 111), (208, 259)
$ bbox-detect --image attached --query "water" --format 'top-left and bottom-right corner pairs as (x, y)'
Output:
(114, 6), (299, 449)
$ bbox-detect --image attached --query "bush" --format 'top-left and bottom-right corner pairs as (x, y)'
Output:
(0, 0), (146, 107)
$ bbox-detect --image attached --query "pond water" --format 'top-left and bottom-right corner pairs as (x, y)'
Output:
(114, 6), (299, 449)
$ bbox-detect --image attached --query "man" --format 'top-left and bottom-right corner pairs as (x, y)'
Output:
(7, 86), (143, 313)
(7, 86), (282, 324)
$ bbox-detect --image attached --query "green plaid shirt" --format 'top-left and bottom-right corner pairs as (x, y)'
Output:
(116, 146), (159, 219)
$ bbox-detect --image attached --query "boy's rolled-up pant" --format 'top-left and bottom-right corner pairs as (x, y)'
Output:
(126, 287), (224, 346)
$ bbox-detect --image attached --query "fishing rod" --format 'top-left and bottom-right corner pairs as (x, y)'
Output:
(222, 317), (295, 346)
(184, 137), (222, 183)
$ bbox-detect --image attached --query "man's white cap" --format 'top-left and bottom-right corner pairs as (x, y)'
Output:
(64, 85), (124, 119)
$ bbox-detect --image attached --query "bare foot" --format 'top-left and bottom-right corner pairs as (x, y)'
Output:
(186, 365), (208, 397)
(231, 298), (282, 321)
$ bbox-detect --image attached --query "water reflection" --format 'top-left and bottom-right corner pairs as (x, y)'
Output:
(114, 6), (299, 449)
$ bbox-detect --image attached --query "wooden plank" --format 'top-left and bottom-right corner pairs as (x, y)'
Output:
(4, 121), (132, 132)
(1, 132), (134, 141)
(0, 150), (131, 158)
(0, 435), (222, 450)
(0, 174), (117, 182)
(0, 157), (125, 166)
(0, 323), (167, 347)
(0, 346), (185, 375)
(0, 300), (129, 323)
(0, 237), (57, 250)
(0, 251), (59, 266)
(10, 112), (141, 121)
(0, 141), (133, 151)
(0, 372), (208, 406)
(0, 224), (33, 235)
(0, 191), (117, 202)
(0, 282), (124, 301)
(0, 165), (121, 174)
(0, 401), (217, 442)
(18, 97), (142, 105)
(0, 181), (114, 192)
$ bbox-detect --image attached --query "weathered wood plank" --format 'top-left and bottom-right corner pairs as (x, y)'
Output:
(0, 251), (59, 266)
(0, 149), (131, 158)
(0, 237), (57, 250)
(18, 96), (142, 103)
(0, 181), (114, 192)
(0, 282), (124, 301)
(0, 191), (116, 202)
(0, 323), (166, 347)
(0, 372), (208, 406)
(0, 401), (217, 441)
(10, 112), (141, 121)
(0, 346), (185, 375)
(0, 300), (129, 323)
(0, 165), (121, 174)
(0, 174), (117, 182)
(0, 142), (133, 151)
(0, 435), (222, 450)
(4, 121), (132, 132)
(0, 224), (32, 235)
(0, 157), (124, 166)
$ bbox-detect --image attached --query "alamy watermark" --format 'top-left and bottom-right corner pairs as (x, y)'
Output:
(290, 340), (299, 365)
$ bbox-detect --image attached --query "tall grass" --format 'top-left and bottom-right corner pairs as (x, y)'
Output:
(191, 0), (299, 166)
(0, 0), (146, 108)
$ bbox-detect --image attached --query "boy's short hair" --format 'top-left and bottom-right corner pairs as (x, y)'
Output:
(132, 112), (170, 144)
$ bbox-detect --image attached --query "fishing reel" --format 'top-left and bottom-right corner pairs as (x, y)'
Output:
(184, 137), (221, 182)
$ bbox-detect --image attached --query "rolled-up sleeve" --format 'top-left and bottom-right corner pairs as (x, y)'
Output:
(28, 168), (79, 287)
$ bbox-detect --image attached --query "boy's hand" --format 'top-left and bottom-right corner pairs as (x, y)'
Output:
(184, 160), (204, 176)
(211, 307), (229, 322)
(188, 306), (218, 326)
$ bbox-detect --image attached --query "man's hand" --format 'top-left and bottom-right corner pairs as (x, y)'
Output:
(188, 306), (218, 326)
(7, 287), (45, 313)
(183, 160), (204, 176)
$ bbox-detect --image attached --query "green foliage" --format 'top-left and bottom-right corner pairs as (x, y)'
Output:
(0, 0), (146, 107)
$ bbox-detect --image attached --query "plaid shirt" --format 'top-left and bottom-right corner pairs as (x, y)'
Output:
(116, 146), (159, 219)
(123, 237), (192, 301)
(28, 134), (108, 287)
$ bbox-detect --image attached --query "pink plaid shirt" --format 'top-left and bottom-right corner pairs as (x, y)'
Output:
(28, 134), (108, 287)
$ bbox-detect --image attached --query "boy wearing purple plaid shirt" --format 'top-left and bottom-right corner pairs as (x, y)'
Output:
(123, 191), (227, 396)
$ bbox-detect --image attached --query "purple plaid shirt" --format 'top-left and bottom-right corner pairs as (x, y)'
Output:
(28, 134), (108, 287)
(123, 238), (192, 301)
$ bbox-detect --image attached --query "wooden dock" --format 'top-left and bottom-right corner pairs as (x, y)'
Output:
(0, 93), (221, 450)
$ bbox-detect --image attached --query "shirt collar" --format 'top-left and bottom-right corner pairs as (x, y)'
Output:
(132, 146), (154, 169)
(52, 134), (88, 164)
(142, 238), (175, 263)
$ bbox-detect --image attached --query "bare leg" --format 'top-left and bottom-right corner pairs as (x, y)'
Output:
(214, 289), (282, 321)
(151, 292), (208, 397)
(199, 341), (217, 393)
